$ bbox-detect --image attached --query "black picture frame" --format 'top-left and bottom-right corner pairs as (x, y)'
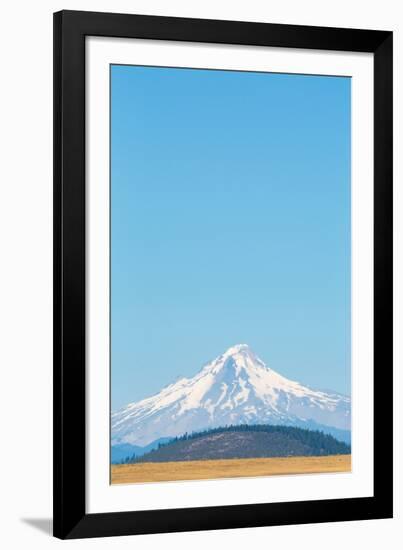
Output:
(53, 9), (393, 540)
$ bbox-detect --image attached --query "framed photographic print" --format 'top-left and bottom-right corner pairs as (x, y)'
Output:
(53, 10), (393, 539)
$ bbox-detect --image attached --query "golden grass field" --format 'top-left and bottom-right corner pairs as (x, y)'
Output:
(111, 454), (351, 484)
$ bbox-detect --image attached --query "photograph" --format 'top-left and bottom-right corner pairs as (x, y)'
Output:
(110, 65), (352, 484)
(0, 1), (396, 545)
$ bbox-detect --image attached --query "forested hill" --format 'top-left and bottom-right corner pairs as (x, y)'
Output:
(126, 424), (351, 464)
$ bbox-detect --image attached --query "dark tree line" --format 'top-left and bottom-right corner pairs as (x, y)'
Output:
(119, 424), (351, 464)
(119, 452), (136, 465)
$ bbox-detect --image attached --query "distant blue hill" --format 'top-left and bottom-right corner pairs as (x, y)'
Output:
(111, 437), (172, 464)
(301, 421), (351, 445)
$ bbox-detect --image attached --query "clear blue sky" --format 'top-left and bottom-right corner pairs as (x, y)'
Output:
(111, 65), (351, 410)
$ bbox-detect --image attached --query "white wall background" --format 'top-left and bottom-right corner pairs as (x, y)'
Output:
(0, 0), (400, 548)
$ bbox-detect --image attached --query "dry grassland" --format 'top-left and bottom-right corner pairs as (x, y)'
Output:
(111, 454), (351, 484)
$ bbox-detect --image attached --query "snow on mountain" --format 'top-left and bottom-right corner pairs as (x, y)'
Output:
(111, 344), (351, 447)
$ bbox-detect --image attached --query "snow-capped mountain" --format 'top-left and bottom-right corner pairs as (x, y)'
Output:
(111, 344), (350, 448)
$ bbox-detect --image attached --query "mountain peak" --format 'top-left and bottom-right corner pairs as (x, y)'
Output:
(201, 343), (261, 377)
(223, 343), (262, 364)
(223, 343), (251, 356)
